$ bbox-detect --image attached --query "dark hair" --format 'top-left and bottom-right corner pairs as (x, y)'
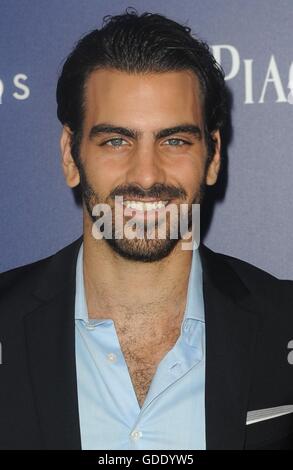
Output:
(56, 7), (228, 162)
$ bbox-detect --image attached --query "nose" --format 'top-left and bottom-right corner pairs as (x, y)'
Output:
(125, 144), (166, 190)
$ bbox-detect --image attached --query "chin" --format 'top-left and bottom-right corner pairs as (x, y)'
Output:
(104, 237), (179, 263)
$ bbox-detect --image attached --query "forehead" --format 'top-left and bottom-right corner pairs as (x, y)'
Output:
(82, 68), (203, 129)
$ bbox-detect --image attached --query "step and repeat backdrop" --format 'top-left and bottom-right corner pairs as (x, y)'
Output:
(1, 0), (293, 278)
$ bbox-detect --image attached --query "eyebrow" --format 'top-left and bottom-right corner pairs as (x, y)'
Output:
(88, 123), (202, 141)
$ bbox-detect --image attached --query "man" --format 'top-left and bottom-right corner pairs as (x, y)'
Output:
(0, 9), (293, 450)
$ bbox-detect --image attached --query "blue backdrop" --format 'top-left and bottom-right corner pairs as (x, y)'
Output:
(1, 0), (293, 278)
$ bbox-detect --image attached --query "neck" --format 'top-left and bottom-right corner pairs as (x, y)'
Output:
(82, 219), (193, 333)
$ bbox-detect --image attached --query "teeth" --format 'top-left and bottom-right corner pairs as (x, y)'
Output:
(123, 200), (168, 211)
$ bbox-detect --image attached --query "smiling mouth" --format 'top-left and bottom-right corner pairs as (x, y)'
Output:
(122, 199), (170, 211)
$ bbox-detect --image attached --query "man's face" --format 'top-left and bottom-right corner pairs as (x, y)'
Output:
(61, 68), (221, 262)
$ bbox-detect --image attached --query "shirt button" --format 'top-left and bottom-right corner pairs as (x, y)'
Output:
(130, 430), (142, 441)
(107, 353), (117, 363)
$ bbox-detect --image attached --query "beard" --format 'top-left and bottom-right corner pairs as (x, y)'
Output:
(78, 161), (206, 263)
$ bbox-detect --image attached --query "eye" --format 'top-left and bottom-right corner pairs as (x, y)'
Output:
(164, 138), (190, 146)
(101, 138), (128, 148)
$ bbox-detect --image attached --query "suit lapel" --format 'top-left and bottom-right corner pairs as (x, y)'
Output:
(23, 237), (83, 449)
(200, 245), (260, 449)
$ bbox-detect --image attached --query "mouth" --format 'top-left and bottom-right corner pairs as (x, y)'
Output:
(122, 199), (170, 212)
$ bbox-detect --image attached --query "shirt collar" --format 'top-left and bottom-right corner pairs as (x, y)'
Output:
(75, 242), (205, 327)
(75, 242), (89, 323)
(181, 244), (205, 323)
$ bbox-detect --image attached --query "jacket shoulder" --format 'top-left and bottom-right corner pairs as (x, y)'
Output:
(219, 251), (279, 286)
(201, 244), (286, 300)
(213, 248), (293, 313)
(0, 237), (82, 299)
(0, 237), (82, 327)
(203, 246), (293, 330)
(0, 255), (53, 300)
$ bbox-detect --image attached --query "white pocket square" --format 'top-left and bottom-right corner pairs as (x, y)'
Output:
(246, 405), (293, 425)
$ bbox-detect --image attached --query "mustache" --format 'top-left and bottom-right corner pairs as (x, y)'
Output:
(109, 183), (187, 201)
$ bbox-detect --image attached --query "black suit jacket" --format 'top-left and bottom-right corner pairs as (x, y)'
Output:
(0, 236), (293, 450)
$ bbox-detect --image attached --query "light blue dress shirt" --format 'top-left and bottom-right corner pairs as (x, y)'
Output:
(75, 243), (206, 450)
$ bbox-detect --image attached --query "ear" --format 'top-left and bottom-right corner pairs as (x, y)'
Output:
(60, 126), (80, 188)
(205, 130), (221, 186)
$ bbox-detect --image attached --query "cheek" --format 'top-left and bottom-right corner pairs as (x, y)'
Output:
(82, 154), (125, 197)
(171, 156), (206, 193)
